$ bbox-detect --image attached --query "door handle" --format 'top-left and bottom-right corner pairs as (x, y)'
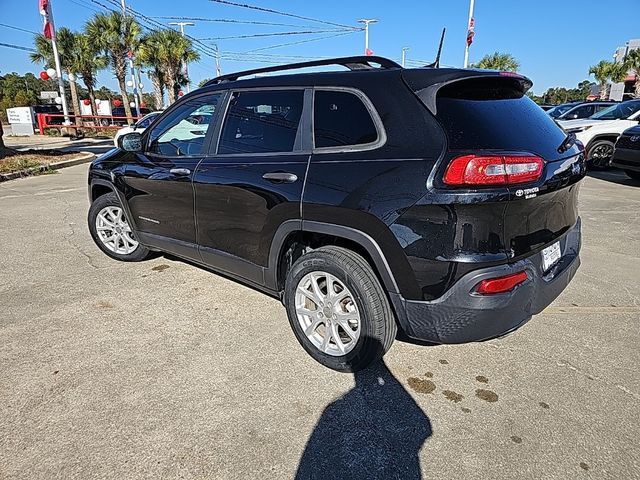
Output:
(169, 168), (191, 176)
(262, 172), (298, 183)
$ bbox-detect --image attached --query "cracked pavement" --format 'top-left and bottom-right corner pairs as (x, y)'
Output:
(1, 165), (639, 479)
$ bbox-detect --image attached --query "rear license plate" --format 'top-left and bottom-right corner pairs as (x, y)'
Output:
(542, 241), (561, 272)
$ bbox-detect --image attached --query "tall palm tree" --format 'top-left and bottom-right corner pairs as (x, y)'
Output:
(74, 33), (108, 116)
(589, 60), (616, 100)
(86, 11), (140, 122)
(624, 49), (640, 99)
(473, 52), (520, 72)
(31, 28), (82, 125)
(140, 29), (200, 105)
(138, 32), (165, 110)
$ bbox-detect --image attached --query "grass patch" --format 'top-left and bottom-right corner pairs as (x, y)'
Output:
(0, 150), (86, 175)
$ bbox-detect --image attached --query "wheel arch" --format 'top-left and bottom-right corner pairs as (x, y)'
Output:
(586, 134), (619, 152)
(90, 179), (115, 202)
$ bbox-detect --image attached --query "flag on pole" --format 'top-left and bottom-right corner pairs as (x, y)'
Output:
(39, 0), (52, 39)
(466, 17), (475, 46)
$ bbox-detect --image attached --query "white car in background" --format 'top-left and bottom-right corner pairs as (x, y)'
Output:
(558, 100), (640, 167)
(113, 111), (162, 147)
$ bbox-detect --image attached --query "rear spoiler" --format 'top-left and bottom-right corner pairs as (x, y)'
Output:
(402, 69), (533, 115)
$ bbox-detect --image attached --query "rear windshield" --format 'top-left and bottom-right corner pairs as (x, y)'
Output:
(436, 80), (568, 161)
(547, 103), (575, 118)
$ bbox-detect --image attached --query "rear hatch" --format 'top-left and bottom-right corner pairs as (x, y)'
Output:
(407, 72), (586, 261)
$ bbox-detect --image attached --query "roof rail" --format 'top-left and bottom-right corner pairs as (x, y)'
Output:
(204, 56), (401, 86)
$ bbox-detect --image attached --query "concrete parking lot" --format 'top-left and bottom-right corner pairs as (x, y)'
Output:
(1, 164), (639, 479)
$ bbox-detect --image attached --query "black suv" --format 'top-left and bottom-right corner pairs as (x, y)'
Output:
(87, 56), (585, 371)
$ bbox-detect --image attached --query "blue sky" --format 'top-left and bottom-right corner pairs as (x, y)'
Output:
(0, 0), (637, 95)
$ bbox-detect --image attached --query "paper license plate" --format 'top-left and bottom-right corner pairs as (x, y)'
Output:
(542, 241), (561, 272)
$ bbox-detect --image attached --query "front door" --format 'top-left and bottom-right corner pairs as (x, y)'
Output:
(121, 92), (224, 259)
(193, 88), (310, 285)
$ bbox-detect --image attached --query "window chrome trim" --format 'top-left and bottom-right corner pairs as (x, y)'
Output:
(311, 86), (387, 154)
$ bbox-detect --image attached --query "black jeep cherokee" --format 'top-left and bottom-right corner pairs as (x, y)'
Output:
(87, 56), (585, 372)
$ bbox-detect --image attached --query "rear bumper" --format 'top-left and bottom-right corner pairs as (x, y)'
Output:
(390, 217), (581, 343)
(611, 148), (640, 172)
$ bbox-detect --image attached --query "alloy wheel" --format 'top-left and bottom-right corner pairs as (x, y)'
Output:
(95, 206), (139, 255)
(295, 271), (361, 356)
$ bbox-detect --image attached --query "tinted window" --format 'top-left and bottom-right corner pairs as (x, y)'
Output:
(547, 103), (576, 118)
(218, 90), (303, 154)
(563, 104), (593, 119)
(147, 94), (222, 157)
(136, 113), (159, 129)
(436, 82), (568, 161)
(314, 90), (378, 148)
(592, 101), (640, 120)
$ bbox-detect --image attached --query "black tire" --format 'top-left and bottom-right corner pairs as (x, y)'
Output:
(586, 139), (615, 169)
(284, 246), (397, 372)
(88, 192), (151, 262)
(624, 170), (640, 181)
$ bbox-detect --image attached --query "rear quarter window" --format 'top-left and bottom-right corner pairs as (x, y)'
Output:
(313, 90), (379, 149)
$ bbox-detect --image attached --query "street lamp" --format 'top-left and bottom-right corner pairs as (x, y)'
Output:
(169, 21), (195, 93)
(401, 47), (409, 68)
(357, 19), (378, 55)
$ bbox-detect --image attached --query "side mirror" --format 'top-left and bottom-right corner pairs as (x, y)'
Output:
(119, 132), (143, 152)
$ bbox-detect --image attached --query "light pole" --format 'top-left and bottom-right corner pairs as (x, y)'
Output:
(463, 0), (475, 68)
(401, 47), (409, 68)
(357, 19), (378, 55)
(169, 21), (195, 93)
(120, 0), (140, 119)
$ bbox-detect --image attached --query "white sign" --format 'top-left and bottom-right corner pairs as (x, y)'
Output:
(609, 82), (625, 101)
(6, 107), (35, 124)
(39, 91), (57, 100)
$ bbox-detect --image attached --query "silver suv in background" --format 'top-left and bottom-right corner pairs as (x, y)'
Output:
(547, 101), (616, 121)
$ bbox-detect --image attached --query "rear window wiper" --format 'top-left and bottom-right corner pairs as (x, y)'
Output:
(557, 132), (576, 154)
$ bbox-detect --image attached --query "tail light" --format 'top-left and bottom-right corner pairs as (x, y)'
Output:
(444, 154), (544, 186)
(475, 271), (528, 295)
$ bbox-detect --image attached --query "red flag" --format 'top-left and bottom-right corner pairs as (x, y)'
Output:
(466, 17), (475, 47)
(39, 0), (52, 39)
(365, 48), (374, 56)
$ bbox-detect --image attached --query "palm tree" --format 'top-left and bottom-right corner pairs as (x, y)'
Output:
(86, 11), (140, 122)
(624, 49), (640, 98)
(74, 33), (108, 116)
(31, 28), (82, 125)
(138, 32), (165, 110)
(472, 52), (520, 72)
(589, 61), (616, 100)
(139, 29), (199, 105)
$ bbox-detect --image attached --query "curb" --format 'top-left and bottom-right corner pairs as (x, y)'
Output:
(0, 152), (95, 182)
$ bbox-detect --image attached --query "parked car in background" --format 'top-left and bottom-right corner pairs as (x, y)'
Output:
(610, 124), (640, 181)
(33, 104), (64, 125)
(87, 56), (585, 371)
(108, 106), (152, 126)
(113, 111), (162, 147)
(559, 100), (640, 167)
(539, 104), (555, 111)
(547, 101), (615, 120)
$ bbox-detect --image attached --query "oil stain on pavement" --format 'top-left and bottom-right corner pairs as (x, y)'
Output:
(151, 264), (170, 272)
(476, 389), (499, 403)
(407, 377), (436, 394)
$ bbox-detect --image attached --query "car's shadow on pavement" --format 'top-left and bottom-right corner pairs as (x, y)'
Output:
(587, 169), (640, 187)
(295, 344), (432, 480)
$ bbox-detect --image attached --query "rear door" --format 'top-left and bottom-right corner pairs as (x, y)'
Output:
(432, 77), (586, 261)
(122, 92), (224, 259)
(193, 88), (310, 285)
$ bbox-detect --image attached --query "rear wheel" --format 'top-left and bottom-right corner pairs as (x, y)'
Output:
(88, 192), (150, 262)
(587, 139), (615, 169)
(284, 246), (396, 372)
(624, 170), (640, 181)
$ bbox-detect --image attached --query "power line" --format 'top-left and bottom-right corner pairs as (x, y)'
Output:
(198, 28), (358, 41)
(245, 31), (357, 53)
(208, 0), (357, 30)
(150, 16), (327, 29)
(0, 42), (36, 53)
(0, 23), (39, 35)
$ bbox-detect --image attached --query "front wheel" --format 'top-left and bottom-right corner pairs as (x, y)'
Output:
(587, 139), (615, 169)
(284, 246), (397, 372)
(88, 192), (150, 262)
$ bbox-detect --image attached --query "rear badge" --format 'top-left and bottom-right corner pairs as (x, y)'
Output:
(515, 186), (539, 199)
